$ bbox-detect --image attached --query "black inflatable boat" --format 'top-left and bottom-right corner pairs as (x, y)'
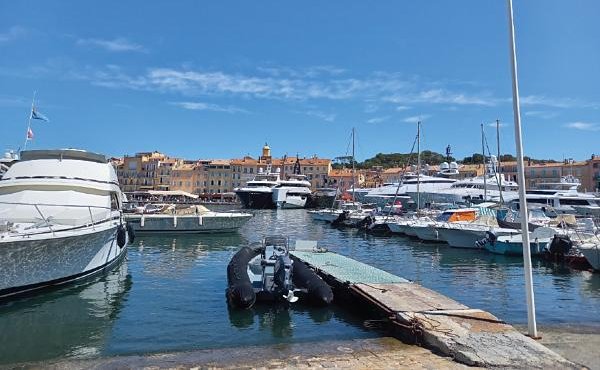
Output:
(226, 236), (334, 309)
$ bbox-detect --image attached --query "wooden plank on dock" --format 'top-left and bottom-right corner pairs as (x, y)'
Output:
(354, 283), (468, 312)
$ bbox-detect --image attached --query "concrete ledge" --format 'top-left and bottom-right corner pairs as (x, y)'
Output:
(5, 337), (473, 370)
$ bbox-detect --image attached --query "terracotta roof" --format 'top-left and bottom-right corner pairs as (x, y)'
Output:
(209, 159), (231, 165)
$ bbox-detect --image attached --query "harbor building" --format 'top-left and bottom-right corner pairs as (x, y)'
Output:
(326, 169), (365, 191)
(116, 151), (181, 193)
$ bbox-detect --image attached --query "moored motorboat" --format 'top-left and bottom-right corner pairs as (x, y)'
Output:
(0, 149), (130, 299)
(579, 243), (600, 271)
(226, 236), (333, 309)
(124, 204), (252, 234)
(485, 227), (557, 256)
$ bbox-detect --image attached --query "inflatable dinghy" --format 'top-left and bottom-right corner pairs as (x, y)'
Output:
(227, 236), (333, 309)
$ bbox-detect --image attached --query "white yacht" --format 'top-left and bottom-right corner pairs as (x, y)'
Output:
(505, 176), (600, 217)
(364, 174), (457, 207)
(416, 157), (519, 204)
(234, 166), (281, 209)
(420, 173), (519, 204)
(272, 174), (313, 209)
(124, 204), (252, 233)
(0, 150), (18, 178)
(0, 149), (130, 299)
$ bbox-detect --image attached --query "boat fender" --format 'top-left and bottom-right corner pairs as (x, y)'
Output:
(126, 223), (135, 243)
(116, 224), (127, 248)
(226, 246), (263, 309)
(291, 255), (334, 306)
(173, 215), (177, 228)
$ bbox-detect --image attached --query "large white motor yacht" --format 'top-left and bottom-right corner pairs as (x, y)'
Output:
(364, 174), (456, 207)
(272, 174), (313, 209)
(0, 149), (130, 298)
(418, 173), (519, 204)
(505, 175), (600, 217)
(234, 166), (281, 209)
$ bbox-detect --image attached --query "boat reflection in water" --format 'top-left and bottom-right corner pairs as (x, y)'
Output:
(0, 261), (132, 364)
(228, 303), (336, 339)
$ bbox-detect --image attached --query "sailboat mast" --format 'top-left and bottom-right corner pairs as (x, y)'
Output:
(481, 123), (487, 201)
(497, 119), (503, 203)
(351, 127), (356, 201)
(416, 121), (421, 211)
(22, 91), (36, 150)
(507, 0), (537, 338)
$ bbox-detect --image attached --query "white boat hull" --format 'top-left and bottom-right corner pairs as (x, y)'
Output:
(125, 213), (252, 233)
(412, 224), (444, 242)
(308, 210), (342, 222)
(0, 223), (126, 298)
(580, 244), (600, 270)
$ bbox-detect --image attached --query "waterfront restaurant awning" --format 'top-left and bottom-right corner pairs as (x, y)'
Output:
(147, 190), (199, 199)
(128, 190), (199, 199)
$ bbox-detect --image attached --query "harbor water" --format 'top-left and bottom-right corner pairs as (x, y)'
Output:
(1, 209), (599, 365)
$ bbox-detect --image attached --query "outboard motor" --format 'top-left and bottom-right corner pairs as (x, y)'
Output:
(548, 234), (573, 256)
(475, 230), (497, 249)
(274, 254), (298, 303)
(332, 210), (349, 227)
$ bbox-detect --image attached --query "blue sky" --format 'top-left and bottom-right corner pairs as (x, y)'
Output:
(1, 0), (599, 162)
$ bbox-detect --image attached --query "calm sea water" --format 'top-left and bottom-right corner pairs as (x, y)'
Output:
(1, 209), (599, 364)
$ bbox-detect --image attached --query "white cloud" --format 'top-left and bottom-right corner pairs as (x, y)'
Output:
(386, 89), (498, 106)
(367, 116), (390, 124)
(77, 37), (146, 52)
(521, 95), (598, 109)
(403, 114), (431, 123)
(169, 101), (247, 114)
(487, 122), (508, 128)
(564, 121), (599, 131)
(395, 105), (411, 111)
(0, 26), (26, 43)
(305, 110), (336, 122)
(524, 110), (558, 119)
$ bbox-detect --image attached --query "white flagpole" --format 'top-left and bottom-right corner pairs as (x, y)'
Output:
(23, 91), (37, 150)
(507, 0), (538, 338)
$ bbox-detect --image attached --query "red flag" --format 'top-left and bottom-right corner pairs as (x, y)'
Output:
(27, 127), (34, 140)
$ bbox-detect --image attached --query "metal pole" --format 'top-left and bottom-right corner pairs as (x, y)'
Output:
(507, 0), (538, 338)
(497, 119), (504, 204)
(481, 123), (487, 201)
(351, 128), (355, 200)
(23, 91), (36, 150)
(416, 121), (421, 211)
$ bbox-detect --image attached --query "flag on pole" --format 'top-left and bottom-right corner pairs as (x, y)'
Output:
(26, 127), (34, 140)
(31, 106), (49, 122)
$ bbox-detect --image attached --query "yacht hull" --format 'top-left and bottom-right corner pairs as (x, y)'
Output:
(125, 213), (252, 233)
(412, 225), (444, 242)
(235, 191), (276, 209)
(580, 244), (600, 270)
(0, 225), (126, 299)
(272, 189), (309, 209)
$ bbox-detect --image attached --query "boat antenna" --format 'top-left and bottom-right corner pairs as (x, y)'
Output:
(496, 119), (504, 204)
(417, 120), (421, 211)
(351, 127), (356, 201)
(481, 123), (487, 202)
(387, 130), (419, 217)
(22, 91), (37, 151)
(507, 0), (537, 338)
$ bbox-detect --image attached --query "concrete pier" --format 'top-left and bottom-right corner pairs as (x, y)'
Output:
(291, 250), (577, 369)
